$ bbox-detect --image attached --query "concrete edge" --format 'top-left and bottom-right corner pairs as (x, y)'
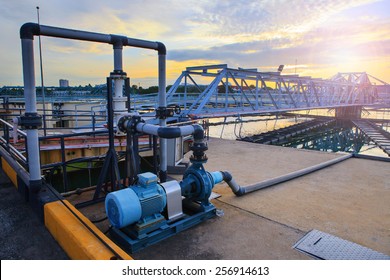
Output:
(1, 158), (18, 187)
(45, 200), (132, 260)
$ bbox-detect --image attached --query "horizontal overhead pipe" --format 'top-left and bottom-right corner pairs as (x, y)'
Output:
(221, 153), (353, 196)
(20, 23), (166, 54)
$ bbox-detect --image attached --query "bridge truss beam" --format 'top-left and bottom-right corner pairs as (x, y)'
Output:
(166, 65), (380, 119)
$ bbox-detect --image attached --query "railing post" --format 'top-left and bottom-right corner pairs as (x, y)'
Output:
(92, 112), (96, 132)
(60, 137), (69, 192)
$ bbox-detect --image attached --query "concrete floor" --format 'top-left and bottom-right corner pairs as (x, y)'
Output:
(208, 139), (390, 256)
(134, 138), (390, 259)
(1, 138), (389, 259)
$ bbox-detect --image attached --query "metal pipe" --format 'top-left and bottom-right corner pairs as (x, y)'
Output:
(19, 22), (168, 187)
(158, 53), (167, 181)
(222, 153), (353, 196)
(21, 38), (42, 187)
(39, 25), (111, 43)
(112, 46), (126, 124)
(21, 23), (165, 53)
(113, 48), (123, 71)
(352, 153), (390, 162)
(134, 119), (203, 183)
(135, 123), (204, 140)
(21, 39), (37, 113)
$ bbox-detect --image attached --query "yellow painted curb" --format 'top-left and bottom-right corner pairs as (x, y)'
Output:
(44, 200), (132, 260)
(1, 158), (18, 188)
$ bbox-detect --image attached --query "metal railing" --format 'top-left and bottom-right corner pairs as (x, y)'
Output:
(0, 117), (28, 168)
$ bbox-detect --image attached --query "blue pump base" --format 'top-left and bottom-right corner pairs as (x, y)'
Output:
(109, 202), (217, 253)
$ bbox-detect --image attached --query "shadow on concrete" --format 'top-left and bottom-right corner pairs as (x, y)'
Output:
(0, 168), (68, 260)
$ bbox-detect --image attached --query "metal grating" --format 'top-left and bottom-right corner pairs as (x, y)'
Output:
(293, 229), (390, 260)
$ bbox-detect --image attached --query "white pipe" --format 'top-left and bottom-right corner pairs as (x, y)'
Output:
(136, 123), (159, 135)
(21, 39), (37, 113)
(135, 123), (200, 138)
(223, 153), (353, 196)
(158, 54), (167, 179)
(21, 38), (42, 183)
(26, 130), (41, 181)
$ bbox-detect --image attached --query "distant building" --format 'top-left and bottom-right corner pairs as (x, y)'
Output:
(59, 79), (69, 87)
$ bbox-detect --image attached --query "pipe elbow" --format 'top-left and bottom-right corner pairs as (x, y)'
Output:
(233, 188), (246, 196)
(221, 171), (244, 196)
(156, 42), (166, 55)
(221, 171), (232, 182)
(157, 126), (181, 138)
(20, 22), (40, 40)
(192, 124), (204, 141)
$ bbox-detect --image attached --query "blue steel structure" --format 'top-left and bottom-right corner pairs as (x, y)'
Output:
(166, 65), (386, 119)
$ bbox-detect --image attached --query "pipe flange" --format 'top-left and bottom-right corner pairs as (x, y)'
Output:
(117, 115), (144, 134)
(110, 70), (127, 79)
(189, 141), (208, 162)
(129, 115), (144, 134)
(19, 113), (42, 129)
(155, 106), (174, 119)
(117, 115), (129, 133)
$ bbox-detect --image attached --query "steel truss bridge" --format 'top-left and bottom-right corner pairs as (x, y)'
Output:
(166, 64), (388, 119)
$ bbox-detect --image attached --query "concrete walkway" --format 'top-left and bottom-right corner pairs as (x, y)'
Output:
(135, 139), (390, 259)
(0, 169), (68, 259)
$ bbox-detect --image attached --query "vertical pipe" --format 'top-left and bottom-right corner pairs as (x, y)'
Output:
(133, 134), (140, 176)
(125, 134), (133, 184)
(21, 39), (37, 113)
(21, 38), (42, 184)
(153, 135), (158, 174)
(158, 54), (167, 182)
(106, 77), (115, 151)
(124, 77), (133, 184)
(125, 78), (131, 112)
(113, 47), (125, 125)
(158, 54), (167, 109)
(113, 48), (122, 71)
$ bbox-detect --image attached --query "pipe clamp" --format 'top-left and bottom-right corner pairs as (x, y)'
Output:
(19, 113), (42, 129)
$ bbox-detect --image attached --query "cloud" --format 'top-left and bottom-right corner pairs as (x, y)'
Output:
(0, 0), (388, 86)
(185, 0), (378, 40)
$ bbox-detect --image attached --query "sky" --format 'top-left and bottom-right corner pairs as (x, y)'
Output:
(0, 0), (389, 87)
